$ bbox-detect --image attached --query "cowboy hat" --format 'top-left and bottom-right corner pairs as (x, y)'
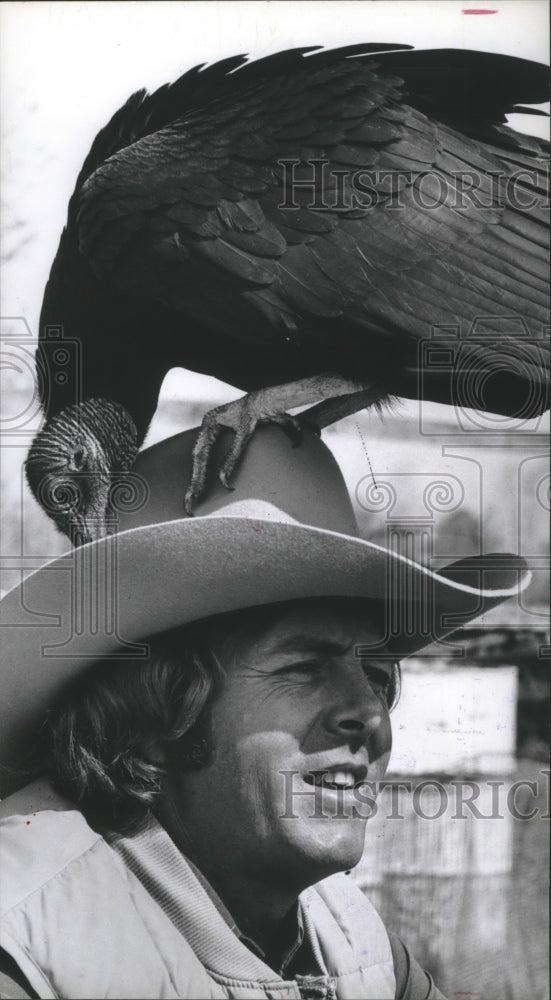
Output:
(0, 425), (530, 794)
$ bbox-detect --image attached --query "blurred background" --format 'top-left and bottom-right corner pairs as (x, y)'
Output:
(1, 3), (549, 998)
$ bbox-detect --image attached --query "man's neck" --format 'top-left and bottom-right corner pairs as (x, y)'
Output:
(157, 805), (305, 967)
(205, 863), (296, 951)
(189, 842), (301, 962)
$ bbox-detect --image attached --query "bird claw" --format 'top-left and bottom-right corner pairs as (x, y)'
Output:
(269, 413), (303, 448)
(218, 468), (236, 492)
(183, 486), (196, 517)
(184, 413), (220, 514)
(184, 394), (306, 513)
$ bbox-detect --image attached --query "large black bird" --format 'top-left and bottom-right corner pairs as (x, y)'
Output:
(26, 45), (550, 544)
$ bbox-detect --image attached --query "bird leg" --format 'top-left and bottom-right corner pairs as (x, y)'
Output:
(185, 373), (367, 513)
(300, 384), (390, 430)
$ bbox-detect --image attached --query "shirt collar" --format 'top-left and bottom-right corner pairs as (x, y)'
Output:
(186, 852), (305, 972)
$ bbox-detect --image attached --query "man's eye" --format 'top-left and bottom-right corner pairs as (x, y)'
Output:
(361, 664), (392, 696)
(279, 661), (320, 676)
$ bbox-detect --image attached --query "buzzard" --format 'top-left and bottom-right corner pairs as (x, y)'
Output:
(26, 45), (549, 544)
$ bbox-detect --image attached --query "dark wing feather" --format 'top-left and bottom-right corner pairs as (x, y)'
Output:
(73, 44), (414, 190)
(364, 48), (549, 131)
(63, 46), (550, 420)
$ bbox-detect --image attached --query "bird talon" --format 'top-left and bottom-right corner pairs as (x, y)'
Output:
(219, 469), (236, 492)
(269, 413), (303, 448)
(184, 489), (197, 516)
(184, 390), (326, 512)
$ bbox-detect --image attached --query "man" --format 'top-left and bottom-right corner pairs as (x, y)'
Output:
(0, 426), (530, 999)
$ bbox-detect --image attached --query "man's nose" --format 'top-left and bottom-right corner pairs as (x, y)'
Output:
(323, 665), (385, 740)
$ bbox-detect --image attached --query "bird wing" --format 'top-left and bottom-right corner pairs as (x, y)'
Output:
(74, 46), (549, 406)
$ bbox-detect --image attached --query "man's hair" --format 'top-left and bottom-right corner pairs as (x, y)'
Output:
(44, 598), (401, 834)
(45, 619), (222, 833)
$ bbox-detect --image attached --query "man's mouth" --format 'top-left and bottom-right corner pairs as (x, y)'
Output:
(303, 767), (367, 791)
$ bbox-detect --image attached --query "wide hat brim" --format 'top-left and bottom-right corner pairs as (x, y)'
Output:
(0, 425), (530, 793)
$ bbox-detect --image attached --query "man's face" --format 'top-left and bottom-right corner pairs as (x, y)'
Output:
(166, 599), (394, 889)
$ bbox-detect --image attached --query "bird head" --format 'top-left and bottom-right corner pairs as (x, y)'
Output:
(26, 399), (138, 547)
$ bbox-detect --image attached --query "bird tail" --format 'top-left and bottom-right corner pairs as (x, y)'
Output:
(400, 333), (549, 419)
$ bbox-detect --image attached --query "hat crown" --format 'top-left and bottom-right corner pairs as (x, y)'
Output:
(115, 426), (359, 537)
